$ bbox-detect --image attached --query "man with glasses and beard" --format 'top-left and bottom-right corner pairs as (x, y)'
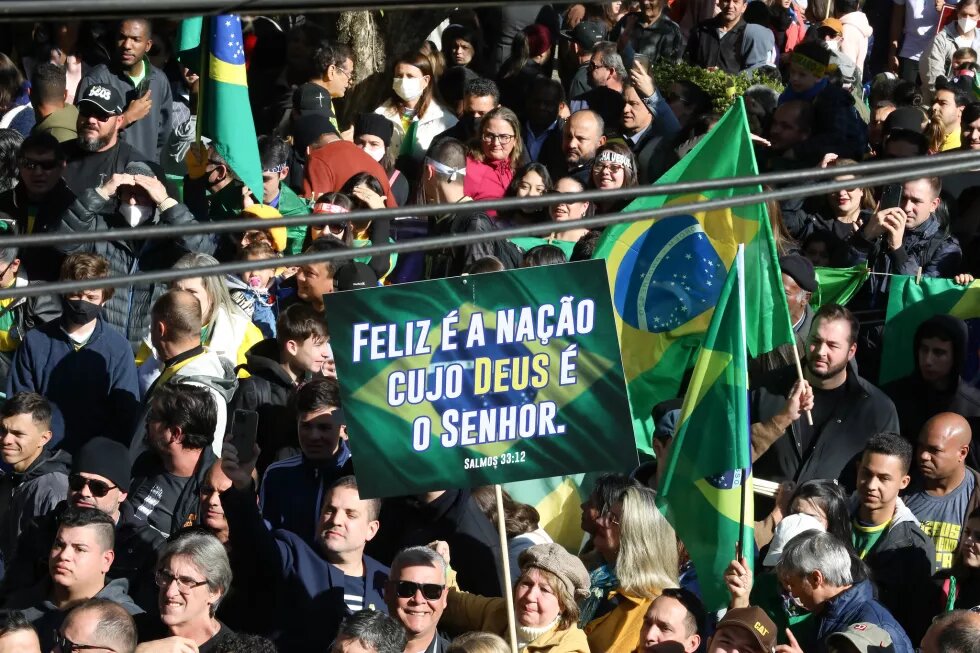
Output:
(63, 84), (156, 196)
(2, 437), (164, 612)
(749, 304), (899, 490)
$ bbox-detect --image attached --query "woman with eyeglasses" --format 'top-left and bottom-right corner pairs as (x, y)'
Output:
(935, 507), (980, 611)
(139, 530), (232, 653)
(464, 107), (525, 204)
(438, 542), (591, 653)
(589, 142), (637, 214)
(581, 485), (679, 653)
(779, 157), (875, 266)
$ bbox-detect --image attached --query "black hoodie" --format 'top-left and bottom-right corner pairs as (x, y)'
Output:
(0, 448), (70, 578)
(228, 338), (298, 473)
(883, 314), (980, 445)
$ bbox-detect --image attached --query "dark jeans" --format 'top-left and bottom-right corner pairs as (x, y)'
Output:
(898, 56), (921, 84)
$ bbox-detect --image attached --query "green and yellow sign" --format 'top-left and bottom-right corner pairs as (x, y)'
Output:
(324, 260), (637, 498)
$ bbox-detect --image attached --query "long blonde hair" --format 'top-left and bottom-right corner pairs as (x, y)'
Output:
(616, 486), (679, 598)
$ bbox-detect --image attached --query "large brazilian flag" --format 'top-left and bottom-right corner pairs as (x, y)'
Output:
(593, 98), (794, 453)
(177, 15), (263, 202)
(657, 251), (753, 612)
(880, 275), (980, 384)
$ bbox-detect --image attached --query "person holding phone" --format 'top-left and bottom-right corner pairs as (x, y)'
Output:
(610, 0), (684, 65)
(76, 18), (172, 160)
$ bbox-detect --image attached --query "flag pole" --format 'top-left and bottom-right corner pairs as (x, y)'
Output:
(195, 16), (206, 144)
(495, 484), (519, 653)
(735, 244), (749, 561)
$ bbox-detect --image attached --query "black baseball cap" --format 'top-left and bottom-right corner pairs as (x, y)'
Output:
(560, 20), (606, 50)
(78, 84), (124, 116)
(334, 261), (378, 291)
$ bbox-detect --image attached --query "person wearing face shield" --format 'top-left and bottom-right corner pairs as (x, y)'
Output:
(54, 160), (212, 354)
(7, 253), (140, 454)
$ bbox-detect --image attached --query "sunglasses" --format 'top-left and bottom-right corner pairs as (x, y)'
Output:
(20, 158), (60, 171)
(68, 474), (117, 498)
(394, 580), (445, 600)
(53, 630), (115, 653)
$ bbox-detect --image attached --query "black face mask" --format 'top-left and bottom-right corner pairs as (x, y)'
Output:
(61, 298), (102, 326)
(462, 113), (481, 136)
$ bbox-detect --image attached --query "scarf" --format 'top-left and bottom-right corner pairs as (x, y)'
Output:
(579, 563), (619, 627)
(516, 616), (559, 650)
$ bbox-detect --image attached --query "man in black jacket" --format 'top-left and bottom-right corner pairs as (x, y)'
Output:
(850, 432), (942, 644)
(622, 80), (674, 185)
(0, 133), (75, 281)
(686, 0), (773, 74)
(751, 303), (899, 488)
(76, 18), (172, 161)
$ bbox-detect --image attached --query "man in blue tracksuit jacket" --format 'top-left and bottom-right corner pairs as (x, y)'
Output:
(222, 450), (387, 653)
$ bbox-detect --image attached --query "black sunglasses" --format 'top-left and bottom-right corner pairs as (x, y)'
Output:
(53, 630), (115, 653)
(394, 580), (445, 600)
(68, 474), (117, 498)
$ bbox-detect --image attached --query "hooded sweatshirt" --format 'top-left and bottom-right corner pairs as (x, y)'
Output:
(0, 449), (70, 577)
(840, 11), (873, 80)
(849, 495), (943, 644)
(883, 314), (980, 442)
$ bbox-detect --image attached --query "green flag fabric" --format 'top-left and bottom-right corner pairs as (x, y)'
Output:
(177, 15), (263, 201)
(657, 252), (753, 612)
(592, 98), (794, 454)
(880, 275), (980, 385)
(810, 264), (869, 308)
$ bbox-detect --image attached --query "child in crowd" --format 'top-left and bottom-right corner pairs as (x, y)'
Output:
(227, 241), (280, 339)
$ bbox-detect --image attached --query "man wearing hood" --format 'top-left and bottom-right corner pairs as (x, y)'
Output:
(56, 163), (210, 354)
(1, 506), (143, 651)
(0, 393), (70, 579)
(883, 314), (980, 442)
(849, 432), (942, 644)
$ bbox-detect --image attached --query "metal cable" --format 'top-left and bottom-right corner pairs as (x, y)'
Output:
(1, 151), (975, 249)
(1, 154), (975, 300)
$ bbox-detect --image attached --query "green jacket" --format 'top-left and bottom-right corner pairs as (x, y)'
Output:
(34, 105), (78, 143)
(277, 184), (310, 256)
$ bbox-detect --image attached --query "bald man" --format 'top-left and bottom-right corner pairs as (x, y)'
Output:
(903, 412), (980, 570)
(919, 609), (980, 653)
(560, 110), (606, 184)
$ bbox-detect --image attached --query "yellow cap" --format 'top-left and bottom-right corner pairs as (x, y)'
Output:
(242, 204), (287, 253)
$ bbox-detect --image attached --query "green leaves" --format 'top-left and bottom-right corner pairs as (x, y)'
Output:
(652, 60), (785, 113)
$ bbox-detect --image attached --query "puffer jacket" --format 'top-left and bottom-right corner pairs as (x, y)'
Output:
(375, 99), (458, 164)
(840, 11), (873, 79)
(847, 214), (962, 306)
(55, 188), (213, 353)
(807, 579), (913, 653)
(920, 22), (980, 99)
(0, 449), (70, 576)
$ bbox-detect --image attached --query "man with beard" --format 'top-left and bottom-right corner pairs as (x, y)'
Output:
(63, 84), (155, 195)
(931, 81), (968, 151)
(560, 110), (606, 185)
(750, 304), (899, 489)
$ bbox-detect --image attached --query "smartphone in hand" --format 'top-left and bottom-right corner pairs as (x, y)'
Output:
(229, 409), (259, 461)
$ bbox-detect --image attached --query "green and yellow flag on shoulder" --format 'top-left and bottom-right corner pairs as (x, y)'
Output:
(657, 247), (753, 612)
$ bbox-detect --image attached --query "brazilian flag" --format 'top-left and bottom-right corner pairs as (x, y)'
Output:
(176, 15), (263, 202)
(811, 263), (869, 308)
(657, 250), (752, 612)
(593, 98), (794, 453)
(880, 275), (980, 384)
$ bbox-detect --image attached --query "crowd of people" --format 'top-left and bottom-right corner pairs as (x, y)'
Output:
(0, 0), (974, 652)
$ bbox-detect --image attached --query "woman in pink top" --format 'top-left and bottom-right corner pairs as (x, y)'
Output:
(464, 106), (525, 204)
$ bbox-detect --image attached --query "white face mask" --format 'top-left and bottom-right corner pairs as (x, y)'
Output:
(392, 77), (424, 101)
(119, 203), (154, 228)
(362, 144), (386, 162)
(825, 39), (841, 53)
(959, 17), (978, 33)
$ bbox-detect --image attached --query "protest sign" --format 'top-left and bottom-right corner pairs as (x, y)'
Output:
(323, 260), (637, 499)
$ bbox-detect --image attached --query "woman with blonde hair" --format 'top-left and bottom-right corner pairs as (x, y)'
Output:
(582, 485), (679, 653)
(440, 542), (591, 653)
